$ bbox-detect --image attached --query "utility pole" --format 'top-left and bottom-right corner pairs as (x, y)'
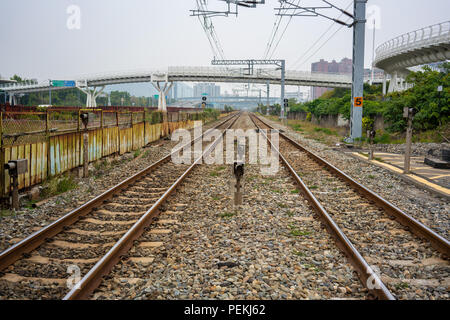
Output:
(350, 0), (367, 142)
(280, 60), (286, 121)
(266, 81), (270, 116)
(276, 0), (368, 142)
(370, 18), (376, 85)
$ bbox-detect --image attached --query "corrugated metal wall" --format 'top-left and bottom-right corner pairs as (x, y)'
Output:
(1, 115), (194, 196)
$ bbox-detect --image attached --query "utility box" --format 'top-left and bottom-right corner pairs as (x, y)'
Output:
(4, 159), (28, 210)
(5, 159), (28, 175)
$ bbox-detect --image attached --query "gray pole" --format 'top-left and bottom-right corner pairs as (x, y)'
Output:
(266, 81), (270, 116)
(404, 112), (413, 174)
(280, 60), (285, 119)
(49, 79), (52, 105)
(370, 18), (376, 85)
(349, 0), (367, 141)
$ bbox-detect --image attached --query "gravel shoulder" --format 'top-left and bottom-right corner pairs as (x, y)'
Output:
(262, 116), (450, 241)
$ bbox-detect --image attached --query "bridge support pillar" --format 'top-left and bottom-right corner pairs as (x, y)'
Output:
(77, 85), (105, 108)
(388, 72), (398, 93)
(151, 81), (173, 112)
(382, 74), (387, 96)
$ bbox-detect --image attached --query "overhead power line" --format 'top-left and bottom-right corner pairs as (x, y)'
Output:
(289, 0), (352, 69)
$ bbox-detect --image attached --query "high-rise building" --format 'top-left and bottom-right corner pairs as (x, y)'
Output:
(311, 58), (353, 100)
(193, 83), (221, 97)
(169, 83), (194, 99)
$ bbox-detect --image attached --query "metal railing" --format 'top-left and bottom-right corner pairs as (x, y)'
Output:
(375, 21), (450, 63)
(1, 66), (353, 94)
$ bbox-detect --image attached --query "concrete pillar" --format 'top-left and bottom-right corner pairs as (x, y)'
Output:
(151, 81), (173, 112)
(77, 86), (105, 108)
(388, 72), (398, 93)
(382, 74), (387, 96)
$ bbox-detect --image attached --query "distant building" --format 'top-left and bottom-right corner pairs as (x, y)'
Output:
(194, 83), (221, 97)
(311, 58), (352, 99)
(364, 67), (384, 81)
(170, 83), (193, 99)
(285, 91), (306, 103)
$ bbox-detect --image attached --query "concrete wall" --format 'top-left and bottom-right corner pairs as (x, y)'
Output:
(288, 112), (387, 131)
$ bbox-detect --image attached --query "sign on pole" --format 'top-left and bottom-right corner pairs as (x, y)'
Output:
(51, 80), (76, 88)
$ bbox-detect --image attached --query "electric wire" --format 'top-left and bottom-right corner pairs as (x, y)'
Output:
(289, 0), (352, 69)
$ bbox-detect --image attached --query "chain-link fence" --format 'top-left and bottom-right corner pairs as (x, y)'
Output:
(0, 107), (219, 198)
(2, 112), (47, 146)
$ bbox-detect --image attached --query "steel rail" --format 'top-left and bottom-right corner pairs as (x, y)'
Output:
(0, 113), (239, 272)
(253, 114), (450, 258)
(248, 113), (395, 300)
(63, 113), (241, 299)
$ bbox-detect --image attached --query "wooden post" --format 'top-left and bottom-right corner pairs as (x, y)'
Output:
(46, 109), (50, 179)
(131, 112), (134, 151)
(0, 112), (4, 199)
(78, 109), (82, 170)
(100, 110), (104, 157)
(404, 111), (413, 174)
(116, 111), (120, 155)
(83, 129), (89, 178)
(143, 109), (146, 146)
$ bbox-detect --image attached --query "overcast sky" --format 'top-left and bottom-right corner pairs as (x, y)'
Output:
(0, 0), (449, 94)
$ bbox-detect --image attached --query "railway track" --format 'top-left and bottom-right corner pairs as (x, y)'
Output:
(0, 112), (240, 300)
(250, 113), (450, 300)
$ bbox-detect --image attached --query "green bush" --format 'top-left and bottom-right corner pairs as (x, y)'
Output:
(149, 111), (163, 124)
(306, 112), (312, 122)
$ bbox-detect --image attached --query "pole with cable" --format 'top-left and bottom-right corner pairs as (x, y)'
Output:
(276, 0), (367, 141)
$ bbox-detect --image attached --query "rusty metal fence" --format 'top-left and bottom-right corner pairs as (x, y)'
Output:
(0, 108), (210, 197)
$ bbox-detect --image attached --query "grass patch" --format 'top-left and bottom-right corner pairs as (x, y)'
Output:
(0, 209), (15, 218)
(278, 203), (288, 209)
(395, 282), (410, 290)
(212, 195), (220, 201)
(286, 210), (294, 217)
(292, 250), (305, 257)
(272, 189), (281, 193)
(220, 211), (236, 219)
(210, 171), (219, 177)
(291, 189), (299, 194)
(42, 175), (78, 198)
(303, 264), (321, 272)
(313, 127), (338, 136)
(289, 225), (311, 237)
(368, 175), (375, 179)
(94, 159), (108, 171)
(133, 149), (142, 158)
(309, 185), (319, 190)
(217, 166), (226, 171)
(23, 199), (37, 209)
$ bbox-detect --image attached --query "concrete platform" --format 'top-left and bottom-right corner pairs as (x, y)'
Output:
(351, 151), (450, 199)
